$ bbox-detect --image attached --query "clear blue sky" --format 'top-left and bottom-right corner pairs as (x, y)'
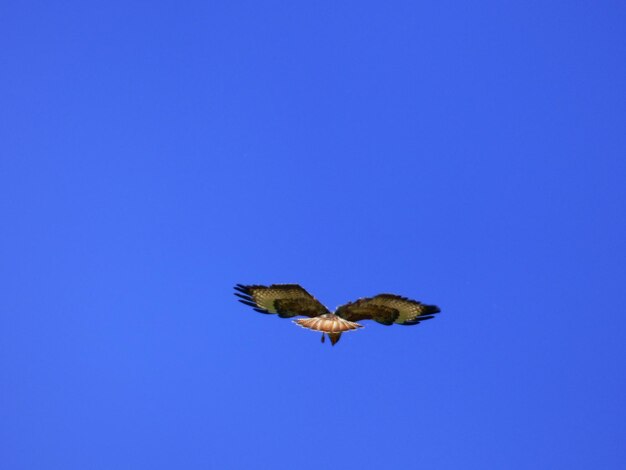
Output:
(2, 1), (625, 469)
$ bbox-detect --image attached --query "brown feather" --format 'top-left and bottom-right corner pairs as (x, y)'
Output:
(335, 294), (440, 325)
(234, 284), (329, 318)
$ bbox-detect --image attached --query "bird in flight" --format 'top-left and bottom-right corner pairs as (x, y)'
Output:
(234, 284), (440, 346)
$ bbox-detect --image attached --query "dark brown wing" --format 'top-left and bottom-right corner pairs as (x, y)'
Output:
(234, 284), (330, 318)
(335, 294), (440, 326)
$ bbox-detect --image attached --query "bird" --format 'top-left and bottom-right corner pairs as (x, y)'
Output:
(234, 283), (440, 346)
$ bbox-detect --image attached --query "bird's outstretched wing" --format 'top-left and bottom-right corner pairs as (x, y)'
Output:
(234, 284), (330, 318)
(335, 294), (440, 326)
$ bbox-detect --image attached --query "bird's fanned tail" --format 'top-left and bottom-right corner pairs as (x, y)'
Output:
(294, 313), (362, 346)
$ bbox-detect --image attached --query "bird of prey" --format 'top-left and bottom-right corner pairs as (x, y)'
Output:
(234, 284), (440, 346)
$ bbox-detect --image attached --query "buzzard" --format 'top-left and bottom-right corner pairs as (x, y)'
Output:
(234, 284), (440, 346)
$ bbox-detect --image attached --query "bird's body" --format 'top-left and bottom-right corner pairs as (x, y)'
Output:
(234, 284), (440, 346)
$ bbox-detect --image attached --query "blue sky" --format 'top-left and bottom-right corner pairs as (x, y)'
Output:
(1, 1), (625, 469)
